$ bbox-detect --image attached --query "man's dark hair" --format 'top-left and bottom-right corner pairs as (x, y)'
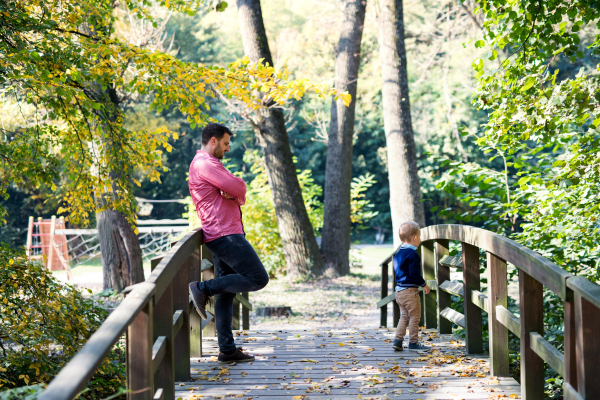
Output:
(201, 123), (233, 145)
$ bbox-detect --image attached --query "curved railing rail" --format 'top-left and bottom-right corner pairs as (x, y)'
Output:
(40, 228), (252, 400)
(376, 224), (600, 400)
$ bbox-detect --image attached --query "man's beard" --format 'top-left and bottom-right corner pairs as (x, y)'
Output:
(214, 144), (224, 159)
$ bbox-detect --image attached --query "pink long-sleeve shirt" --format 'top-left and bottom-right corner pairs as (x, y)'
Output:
(188, 150), (247, 242)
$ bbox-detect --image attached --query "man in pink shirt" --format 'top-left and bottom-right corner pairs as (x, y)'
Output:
(188, 123), (269, 364)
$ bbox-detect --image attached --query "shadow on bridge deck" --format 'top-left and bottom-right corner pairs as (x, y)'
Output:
(176, 328), (520, 400)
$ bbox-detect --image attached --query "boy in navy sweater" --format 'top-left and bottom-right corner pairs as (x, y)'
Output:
(392, 221), (430, 351)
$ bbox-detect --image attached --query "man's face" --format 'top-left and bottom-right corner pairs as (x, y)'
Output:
(212, 134), (231, 160)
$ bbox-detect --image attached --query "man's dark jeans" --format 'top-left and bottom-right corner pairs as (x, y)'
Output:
(198, 234), (269, 353)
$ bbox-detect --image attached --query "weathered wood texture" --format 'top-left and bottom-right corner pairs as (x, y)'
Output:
(434, 240), (451, 334)
(421, 224), (570, 299)
(201, 244), (216, 338)
(154, 283), (175, 400)
(380, 262), (388, 327)
(391, 266), (400, 327)
(189, 246), (203, 358)
(519, 270), (544, 400)
(461, 243), (482, 354)
(487, 252), (509, 377)
(178, 329), (520, 399)
(128, 302), (153, 400)
(573, 292), (600, 397)
(421, 241), (436, 329)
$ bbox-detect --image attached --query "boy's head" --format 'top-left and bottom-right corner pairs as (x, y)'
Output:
(399, 221), (421, 246)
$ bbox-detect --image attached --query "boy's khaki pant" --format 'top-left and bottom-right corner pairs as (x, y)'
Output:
(394, 288), (421, 343)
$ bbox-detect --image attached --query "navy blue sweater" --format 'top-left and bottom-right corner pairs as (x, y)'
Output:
(393, 247), (426, 288)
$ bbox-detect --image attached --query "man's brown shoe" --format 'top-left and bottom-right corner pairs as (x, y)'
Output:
(189, 282), (209, 319)
(218, 349), (255, 364)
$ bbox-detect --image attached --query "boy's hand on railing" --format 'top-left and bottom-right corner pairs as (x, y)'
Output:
(423, 285), (431, 295)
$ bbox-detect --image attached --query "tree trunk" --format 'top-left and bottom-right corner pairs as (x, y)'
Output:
(98, 209), (145, 291)
(236, 0), (325, 278)
(321, 0), (367, 276)
(378, 0), (425, 247)
(96, 88), (145, 291)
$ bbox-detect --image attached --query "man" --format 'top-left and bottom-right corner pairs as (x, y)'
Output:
(188, 123), (269, 363)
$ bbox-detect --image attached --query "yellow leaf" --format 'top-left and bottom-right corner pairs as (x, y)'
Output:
(338, 342), (345, 346)
(475, 373), (486, 378)
(509, 395), (519, 399)
(415, 390), (426, 393)
(293, 397), (303, 400)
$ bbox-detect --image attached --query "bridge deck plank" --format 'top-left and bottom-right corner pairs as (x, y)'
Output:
(175, 329), (520, 400)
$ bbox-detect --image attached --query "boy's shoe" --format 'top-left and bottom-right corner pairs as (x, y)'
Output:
(392, 339), (403, 351)
(408, 342), (429, 351)
(189, 282), (209, 319)
(218, 348), (255, 364)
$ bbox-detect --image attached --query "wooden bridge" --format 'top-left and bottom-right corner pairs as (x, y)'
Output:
(38, 225), (600, 400)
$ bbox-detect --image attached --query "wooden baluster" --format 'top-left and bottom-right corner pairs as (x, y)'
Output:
(391, 267), (400, 327)
(189, 246), (203, 358)
(487, 252), (509, 377)
(434, 240), (451, 334)
(421, 241), (436, 329)
(202, 244), (217, 337)
(574, 293), (600, 397)
(173, 259), (190, 382)
(232, 297), (240, 331)
(564, 288), (577, 393)
(153, 282), (174, 400)
(519, 270), (544, 399)
(461, 243), (483, 354)
(128, 301), (153, 400)
(242, 293), (250, 330)
(380, 262), (388, 327)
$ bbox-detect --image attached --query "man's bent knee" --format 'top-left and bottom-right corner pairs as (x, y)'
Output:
(250, 271), (269, 291)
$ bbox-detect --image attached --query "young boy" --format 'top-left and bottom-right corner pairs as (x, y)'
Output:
(392, 221), (431, 351)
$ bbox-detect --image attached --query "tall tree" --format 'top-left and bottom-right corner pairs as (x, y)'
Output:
(378, 0), (425, 246)
(321, 0), (367, 275)
(236, 0), (326, 278)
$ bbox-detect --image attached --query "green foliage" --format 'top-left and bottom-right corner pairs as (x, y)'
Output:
(0, 0), (347, 230)
(433, 1), (600, 397)
(350, 174), (379, 229)
(0, 245), (125, 397)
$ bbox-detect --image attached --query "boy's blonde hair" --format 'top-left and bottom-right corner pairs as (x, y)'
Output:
(399, 221), (420, 242)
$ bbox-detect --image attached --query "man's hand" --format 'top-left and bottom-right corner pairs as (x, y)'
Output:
(423, 285), (431, 295)
(220, 190), (235, 200)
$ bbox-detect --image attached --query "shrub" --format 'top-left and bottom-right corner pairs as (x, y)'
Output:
(0, 244), (125, 398)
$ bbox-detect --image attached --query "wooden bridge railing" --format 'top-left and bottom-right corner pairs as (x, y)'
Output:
(39, 228), (252, 400)
(376, 224), (600, 400)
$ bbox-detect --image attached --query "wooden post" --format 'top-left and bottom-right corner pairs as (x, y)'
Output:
(564, 288), (577, 392)
(127, 302), (153, 400)
(153, 284), (174, 400)
(201, 244), (216, 337)
(519, 270), (544, 399)
(574, 294), (600, 397)
(391, 267), (400, 327)
(48, 215), (56, 271)
(26, 217), (33, 257)
(461, 242), (483, 354)
(380, 262), (388, 327)
(434, 240), (451, 334)
(173, 259), (190, 382)
(189, 246), (203, 358)
(242, 292), (250, 330)
(421, 241), (436, 329)
(487, 252), (509, 377)
(232, 298), (240, 330)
